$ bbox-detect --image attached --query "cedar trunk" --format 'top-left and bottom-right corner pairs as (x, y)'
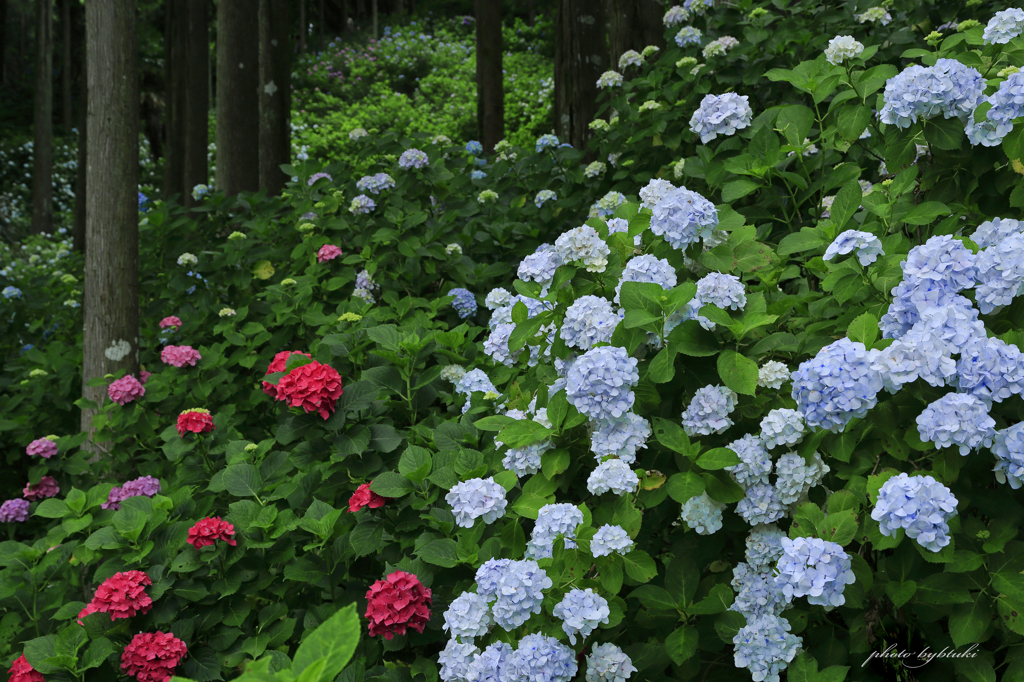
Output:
(607, 0), (664, 69)
(72, 35), (85, 253)
(215, 0), (260, 196)
(475, 0), (503, 153)
(81, 0), (139, 450)
(182, 0), (209, 209)
(553, 0), (606, 151)
(61, 0), (70, 131)
(163, 0), (186, 200)
(0, 0), (6, 85)
(258, 0), (291, 195)
(298, 0), (306, 53)
(32, 0), (53, 235)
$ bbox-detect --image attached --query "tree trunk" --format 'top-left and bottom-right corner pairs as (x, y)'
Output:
(82, 0), (139, 452)
(32, 0), (53, 235)
(182, 0), (208, 209)
(259, 0), (290, 195)
(356, 0), (366, 21)
(163, 0), (186, 201)
(372, 0), (377, 40)
(61, 0), (70, 132)
(215, 0), (259, 196)
(298, 0), (306, 53)
(72, 33), (85, 253)
(607, 0), (663, 68)
(553, 0), (606, 152)
(318, 0), (324, 52)
(340, 0), (349, 33)
(475, 0), (503, 153)
(528, 0), (535, 26)
(0, 0), (6, 85)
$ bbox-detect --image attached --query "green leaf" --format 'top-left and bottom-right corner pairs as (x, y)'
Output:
(837, 104), (872, 141)
(900, 201), (951, 226)
(398, 446), (432, 484)
(924, 116), (964, 150)
(885, 580), (916, 608)
(955, 657), (996, 682)
(622, 550), (657, 583)
(416, 539), (460, 568)
(666, 472), (705, 503)
(629, 585), (677, 611)
(33, 498), (71, 519)
(665, 626), (698, 666)
(817, 511), (858, 546)
(667, 320), (719, 357)
(717, 350), (758, 396)
(847, 313), (879, 347)
(777, 228), (826, 256)
(647, 346), (677, 384)
(829, 180), (862, 230)
(292, 603), (360, 682)
(696, 447), (740, 470)
(23, 636), (61, 674)
(79, 638), (114, 671)
(949, 600), (992, 647)
(721, 178), (761, 202)
(222, 464), (264, 498)
(369, 472), (414, 498)
(686, 584), (734, 615)
(652, 418), (697, 458)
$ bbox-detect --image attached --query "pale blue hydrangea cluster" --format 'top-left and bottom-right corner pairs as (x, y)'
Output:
(484, 287), (512, 310)
(871, 326), (956, 392)
(968, 72), (1024, 146)
(449, 288), (478, 319)
(732, 614), (802, 682)
(455, 369), (500, 413)
(606, 217), (642, 247)
(555, 225), (611, 273)
(774, 452), (828, 505)
(954, 335), (1024, 402)
(736, 483), (786, 525)
(983, 8), (1024, 44)
(499, 411), (553, 477)
(535, 189), (557, 208)
(518, 244), (563, 287)
(489, 559), (553, 629)
(444, 592), (494, 641)
(590, 413), (651, 463)
(917, 392), (996, 455)
(591, 524), (634, 557)
(560, 296), (621, 351)
(585, 644), (637, 682)
(680, 492), (726, 534)
(566, 346), (640, 421)
(758, 361), (790, 390)
(649, 187), (719, 251)
(484, 323), (520, 367)
(511, 634), (577, 682)
(791, 338), (884, 432)
(675, 26), (702, 47)
(879, 59), (984, 129)
(685, 272), (745, 330)
(466, 642), (513, 682)
(553, 588), (611, 644)
(349, 194), (376, 214)
(441, 365), (467, 384)
(585, 161), (608, 179)
(471, 170), (487, 180)
(465, 140), (484, 155)
(597, 71), (624, 89)
(689, 93), (754, 144)
(681, 384), (738, 436)
(618, 50), (643, 69)
(615, 255), (677, 304)
(775, 536), (855, 609)
(745, 524), (785, 569)
(587, 459), (639, 496)
(684, 0), (712, 15)
(527, 503), (584, 559)
(489, 294), (550, 328)
(475, 558), (512, 600)
(446, 477), (508, 528)
(975, 233), (1024, 313)
(871, 473), (958, 552)
(355, 173), (395, 194)
(639, 178), (677, 210)
(824, 35), (864, 65)
(664, 6), (687, 26)
(759, 409), (806, 450)
(823, 230), (884, 266)
(590, 191), (627, 219)
(536, 134), (560, 152)
(399, 148), (429, 169)
(856, 6), (891, 24)
(972, 217), (1023, 249)
(703, 36), (739, 58)
(994, 423), (1024, 489)
(440, 639), (479, 681)
(725, 434), (772, 488)
(731, 562), (788, 618)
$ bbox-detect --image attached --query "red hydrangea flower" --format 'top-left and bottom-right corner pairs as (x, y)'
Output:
(23, 476), (59, 501)
(158, 316), (182, 330)
(140, 370), (152, 384)
(26, 437), (58, 459)
(261, 350), (312, 399)
(277, 360), (344, 420)
(88, 570), (153, 621)
(8, 655), (44, 682)
(349, 483), (388, 512)
(365, 571), (431, 640)
(177, 408), (214, 437)
(76, 601), (101, 626)
(120, 632), (188, 682)
(108, 375), (146, 405)
(317, 244), (343, 263)
(187, 517), (236, 549)
(161, 345), (201, 368)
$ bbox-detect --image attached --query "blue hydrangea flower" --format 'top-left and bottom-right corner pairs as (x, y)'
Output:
(682, 385), (738, 436)
(475, 558), (512, 600)
(355, 173), (396, 194)
(466, 140), (484, 155)
(649, 187), (719, 251)
(903, 235), (978, 294)
(512, 634), (578, 682)
(880, 59), (985, 129)
(484, 323), (519, 367)
(731, 562), (788, 618)
(791, 338), (884, 432)
(639, 178), (677, 210)
(491, 560), (553, 629)
(725, 434), (772, 488)
(555, 225), (611, 273)
(984, 8), (1024, 44)
(759, 409), (806, 450)
(439, 639), (480, 682)
(664, 6), (687, 26)
(590, 191), (627, 219)
(689, 93), (753, 144)
(606, 217), (643, 247)
(591, 524), (634, 557)
(917, 392), (996, 455)
(824, 230), (884, 266)
(455, 369), (500, 413)
(398, 148), (429, 169)
(775, 536), (856, 609)
(443, 591), (493, 641)
(489, 294), (551, 328)
(484, 288), (512, 310)
(975, 232), (1024, 313)
(528, 504), (584, 559)
(967, 73), (1024, 146)
(518, 244), (563, 287)
(680, 492), (726, 534)
(349, 194), (376, 214)
(871, 472), (958, 552)
(2, 286), (22, 299)
(587, 459), (639, 496)
(590, 413), (651, 463)
(675, 26), (702, 47)
(954, 335), (1024, 402)
(615, 254), (677, 304)
(870, 326), (957, 392)
(466, 642), (514, 682)
(449, 288), (478, 319)
(553, 588), (611, 644)
(684, 0), (713, 15)
(560, 296), (621, 351)
(597, 71), (624, 88)
(566, 346), (640, 421)
(774, 452), (829, 505)
(737, 483), (786, 525)
(585, 643), (637, 682)
(471, 170), (487, 180)
(745, 524), (785, 570)
(972, 217), (1024, 249)
(733, 614), (802, 682)
(446, 477), (508, 528)
(535, 189), (557, 208)
(536, 134), (560, 152)
(994, 423), (1024, 489)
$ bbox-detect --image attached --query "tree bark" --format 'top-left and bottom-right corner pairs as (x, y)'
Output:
(61, 0), (70, 132)
(82, 0), (139, 450)
(475, 0), (503, 153)
(72, 34), (85, 253)
(553, 0), (606, 152)
(318, 0), (324, 52)
(341, 0), (349, 33)
(259, 0), (290, 195)
(607, 0), (663, 68)
(0, 0), (7, 85)
(182, 0), (208, 209)
(215, 0), (259, 196)
(32, 0), (53, 235)
(372, 0), (377, 40)
(298, 0), (306, 53)
(163, 0), (186, 201)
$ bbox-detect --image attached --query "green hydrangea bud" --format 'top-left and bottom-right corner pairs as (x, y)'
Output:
(245, 443), (258, 452)
(281, 278), (297, 286)
(338, 312), (363, 323)
(957, 19), (981, 31)
(29, 369), (47, 378)
(228, 231), (247, 241)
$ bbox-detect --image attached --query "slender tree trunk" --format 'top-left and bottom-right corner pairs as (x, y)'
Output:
(72, 34), (85, 253)
(356, 0), (366, 21)
(372, 0), (377, 40)
(0, 0), (6, 86)
(182, 0), (208, 209)
(298, 0), (306, 53)
(527, 0), (534, 26)
(259, 0), (290, 195)
(340, 0), (348, 33)
(163, 0), (186, 201)
(553, 0), (605, 152)
(32, 0), (53, 235)
(215, 0), (259, 196)
(475, 0), (503, 153)
(82, 0), (139, 452)
(317, 0), (324, 52)
(607, 0), (663, 67)
(61, 0), (70, 132)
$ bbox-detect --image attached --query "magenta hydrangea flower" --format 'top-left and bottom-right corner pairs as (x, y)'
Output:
(159, 316), (182, 329)
(317, 244), (343, 263)
(26, 437), (58, 459)
(161, 345), (202, 368)
(108, 375), (146, 405)
(102, 476), (161, 511)
(23, 476), (59, 501)
(140, 370), (152, 384)
(0, 498), (31, 522)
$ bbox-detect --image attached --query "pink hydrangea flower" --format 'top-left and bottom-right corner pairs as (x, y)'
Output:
(23, 476), (59, 501)
(140, 370), (152, 384)
(26, 437), (58, 459)
(317, 244), (343, 263)
(102, 476), (161, 511)
(159, 316), (182, 330)
(161, 345), (202, 368)
(109, 375), (146, 405)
